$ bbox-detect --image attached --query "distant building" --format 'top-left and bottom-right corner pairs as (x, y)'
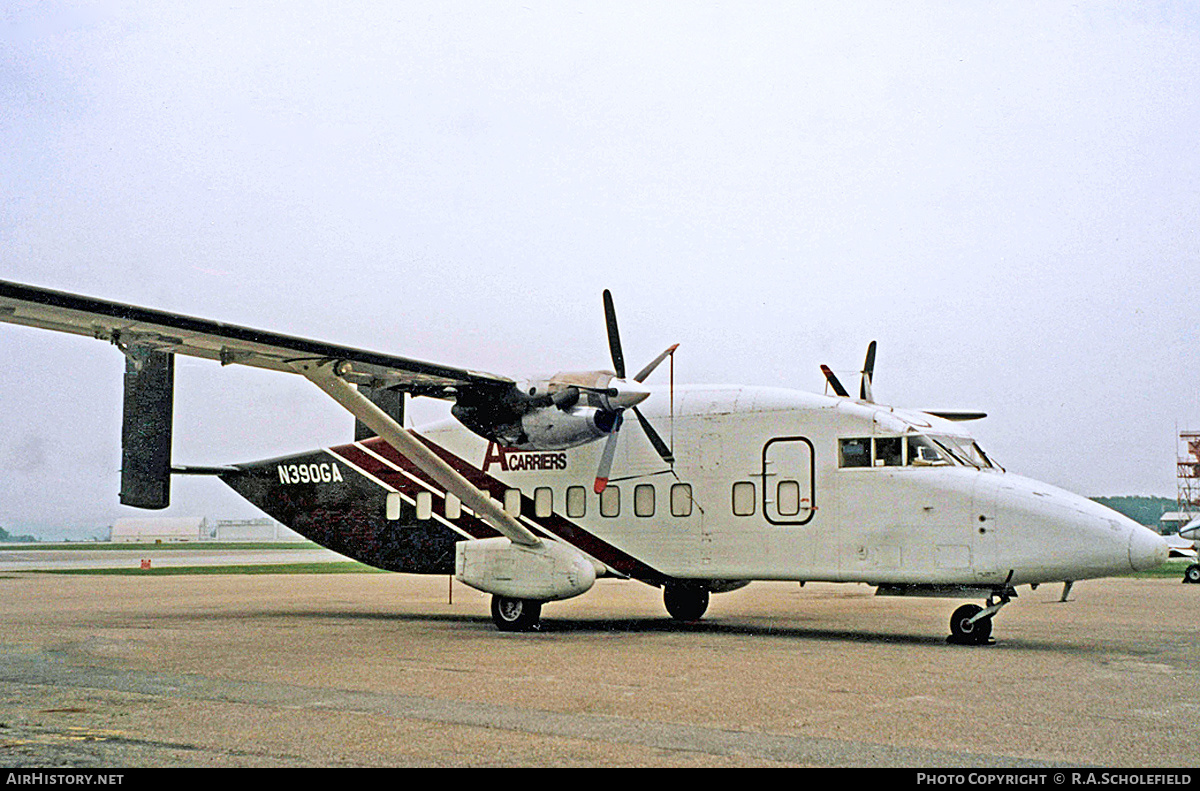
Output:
(1160, 511), (1197, 536)
(111, 517), (209, 543)
(212, 518), (305, 542)
(108, 516), (304, 543)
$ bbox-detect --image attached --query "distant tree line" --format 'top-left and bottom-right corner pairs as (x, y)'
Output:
(1091, 496), (1178, 527)
(0, 526), (37, 543)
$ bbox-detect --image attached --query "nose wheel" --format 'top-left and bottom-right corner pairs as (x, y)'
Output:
(948, 604), (993, 645)
(947, 589), (1013, 645)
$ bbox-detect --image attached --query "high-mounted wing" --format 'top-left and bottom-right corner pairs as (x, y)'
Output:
(0, 279), (553, 549)
(0, 280), (513, 396)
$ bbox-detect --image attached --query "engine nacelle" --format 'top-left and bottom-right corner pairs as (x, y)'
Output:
(516, 405), (617, 450)
(455, 537), (597, 601)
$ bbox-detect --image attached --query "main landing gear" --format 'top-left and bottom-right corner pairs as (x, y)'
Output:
(664, 583), (710, 622)
(490, 595), (543, 632)
(1183, 564), (1200, 584)
(948, 588), (1014, 645)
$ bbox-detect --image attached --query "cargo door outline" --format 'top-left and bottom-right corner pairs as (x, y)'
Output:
(762, 436), (816, 526)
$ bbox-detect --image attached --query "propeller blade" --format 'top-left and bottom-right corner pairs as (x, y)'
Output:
(593, 413), (623, 493)
(633, 343), (679, 383)
(859, 340), (876, 402)
(633, 406), (674, 464)
(923, 409), (988, 421)
(820, 364), (849, 397)
(602, 289), (626, 379)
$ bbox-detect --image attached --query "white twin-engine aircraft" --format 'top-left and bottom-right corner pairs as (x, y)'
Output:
(0, 280), (1167, 644)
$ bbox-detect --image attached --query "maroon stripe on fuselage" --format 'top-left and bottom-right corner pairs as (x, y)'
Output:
(329, 443), (499, 540)
(342, 434), (669, 585)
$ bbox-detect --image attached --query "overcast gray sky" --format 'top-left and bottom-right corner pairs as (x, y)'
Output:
(2, 2), (1198, 538)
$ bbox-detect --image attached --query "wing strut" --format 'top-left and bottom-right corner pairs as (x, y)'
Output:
(291, 359), (542, 548)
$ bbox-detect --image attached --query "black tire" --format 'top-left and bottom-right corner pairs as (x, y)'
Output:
(664, 584), (709, 622)
(948, 603), (993, 645)
(1184, 564), (1200, 584)
(490, 596), (542, 632)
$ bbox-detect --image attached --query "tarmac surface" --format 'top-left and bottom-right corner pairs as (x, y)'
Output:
(0, 566), (1197, 768)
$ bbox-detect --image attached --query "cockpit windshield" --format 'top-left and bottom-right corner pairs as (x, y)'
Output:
(906, 435), (949, 466)
(928, 435), (995, 469)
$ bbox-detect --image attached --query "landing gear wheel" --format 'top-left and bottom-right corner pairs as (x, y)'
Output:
(948, 603), (993, 645)
(1184, 564), (1200, 584)
(664, 584), (709, 622)
(490, 596), (542, 632)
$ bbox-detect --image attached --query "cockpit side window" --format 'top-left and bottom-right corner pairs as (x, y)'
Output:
(839, 438), (872, 468)
(875, 436), (903, 467)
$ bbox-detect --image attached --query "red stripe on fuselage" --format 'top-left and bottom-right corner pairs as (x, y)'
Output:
(332, 434), (669, 585)
(330, 444), (499, 540)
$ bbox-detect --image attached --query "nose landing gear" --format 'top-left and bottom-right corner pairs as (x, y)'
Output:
(948, 588), (1014, 645)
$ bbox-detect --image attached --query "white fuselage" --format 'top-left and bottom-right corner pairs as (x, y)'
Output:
(422, 384), (1166, 588)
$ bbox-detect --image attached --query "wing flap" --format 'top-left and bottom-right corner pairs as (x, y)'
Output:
(0, 280), (512, 394)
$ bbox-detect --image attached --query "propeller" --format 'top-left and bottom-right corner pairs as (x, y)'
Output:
(823, 341), (987, 421)
(821, 340), (877, 401)
(820, 364), (849, 398)
(593, 290), (676, 493)
(860, 340), (876, 402)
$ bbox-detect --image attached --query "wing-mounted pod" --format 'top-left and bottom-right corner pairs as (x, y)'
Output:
(120, 346), (174, 509)
(456, 537), (598, 602)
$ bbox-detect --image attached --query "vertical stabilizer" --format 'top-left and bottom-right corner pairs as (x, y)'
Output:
(120, 348), (174, 509)
(355, 384), (405, 441)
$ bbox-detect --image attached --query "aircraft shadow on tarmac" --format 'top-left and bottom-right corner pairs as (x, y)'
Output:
(201, 608), (1094, 653)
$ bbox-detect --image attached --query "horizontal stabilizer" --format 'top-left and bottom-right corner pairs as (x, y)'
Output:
(170, 465), (239, 476)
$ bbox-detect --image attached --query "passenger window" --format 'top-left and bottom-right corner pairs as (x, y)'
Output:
(634, 484), (655, 517)
(600, 485), (620, 517)
(777, 480), (801, 516)
(566, 486), (587, 518)
(732, 481), (756, 516)
(534, 487), (553, 518)
(386, 491), (401, 521)
(504, 488), (522, 517)
(445, 493), (462, 520)
(416, 491), (433, 520)
(670, 483), (693, 517)
(875, 437), (903, 467)
(839, 438), (871, 468)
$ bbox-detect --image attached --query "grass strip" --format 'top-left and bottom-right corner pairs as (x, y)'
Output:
(1126, 560), (1195, 579)
(0, 542), (324, 552)
(24, 562), (386, 576)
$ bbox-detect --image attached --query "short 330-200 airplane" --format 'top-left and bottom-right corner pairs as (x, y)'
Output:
(0, 280), (1167, 643)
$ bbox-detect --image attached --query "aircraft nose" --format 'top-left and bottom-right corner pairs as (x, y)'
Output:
(1128, 526), (1169, 572)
